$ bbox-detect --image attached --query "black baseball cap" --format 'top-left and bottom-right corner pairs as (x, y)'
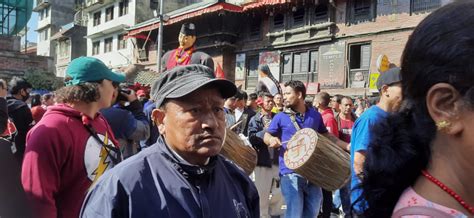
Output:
(180, 23), (196, 36)
(376, 67), (402, 90)
(152, 64), (237, 107)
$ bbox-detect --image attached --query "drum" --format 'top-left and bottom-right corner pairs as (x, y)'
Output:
(284, 128), (350, 191)
(221, 129), (257, 175)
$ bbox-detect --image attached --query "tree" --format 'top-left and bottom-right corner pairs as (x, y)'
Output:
(24, 70), (63, 91)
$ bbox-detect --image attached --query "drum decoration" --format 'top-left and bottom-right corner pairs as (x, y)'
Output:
(284, 128), (350, 191)
(221, 129), (257, 175)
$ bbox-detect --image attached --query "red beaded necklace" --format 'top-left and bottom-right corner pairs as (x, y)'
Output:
(421, 170), (474, 215)
(175, 47), (194, 64)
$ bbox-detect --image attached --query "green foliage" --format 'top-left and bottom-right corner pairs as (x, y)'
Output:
(24, 70), (63, 91)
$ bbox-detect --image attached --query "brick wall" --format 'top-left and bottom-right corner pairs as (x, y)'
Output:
(0, 36), (54, 79)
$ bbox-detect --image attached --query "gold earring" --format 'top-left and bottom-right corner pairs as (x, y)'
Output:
(436, 120), (451, 131)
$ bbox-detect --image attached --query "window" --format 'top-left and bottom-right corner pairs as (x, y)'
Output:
(105, 6), (114, 22)
(92, 41), (100, 55)
(292, 7), (305, 27)
(119, 0), (129, 16)
(39, 7), (49, 20)
(348, 43), (371, 88)
(58, 39), (70, 58)
(104, 37), (113, 53)
(39, 28), (48, 41)
(314, 4), (328, 23)
(249, 16), (262, 40)
(93, 11), (101, 26)
(348, 0), (376, 24)
(281, 51), (318, 83)
(117, 34), (127, 50)
(273, 14), (285, 30)
(245, 56), (259, 90)
(411, 0), (441, 14)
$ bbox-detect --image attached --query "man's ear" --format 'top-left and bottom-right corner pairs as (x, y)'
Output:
(152, 108), (166, 135)
(381, 85), (390, 97)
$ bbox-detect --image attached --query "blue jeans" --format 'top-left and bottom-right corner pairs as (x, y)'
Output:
(333, 182), (351, 216)
(280, 173), (322, 218)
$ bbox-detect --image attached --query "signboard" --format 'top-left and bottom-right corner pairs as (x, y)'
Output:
(306, 82), (320, 95)
(235, 53), (246, 80)
(318, 41), (346, 89)
(369, 72), (380, 90)
(259, 51), (280, 81)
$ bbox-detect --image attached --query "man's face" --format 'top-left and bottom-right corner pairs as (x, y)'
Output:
(178, 33), (196, 49)
(283, 86), (301, 108)
(331, 97), (340, 112)
(234, 99), (245, 109)
(224, 97), (236, 110)
(274, 94), (283, 106)
(20, 88), (32, 102)
(157, 88), (226, 164)
(44, 97), (55, 106)
(262, 96), (274, 112)
(340, 98), (354, 116)
(246, 99), (258, 110)
(386, 83), (403, 111)
(98, 80), (117, 109)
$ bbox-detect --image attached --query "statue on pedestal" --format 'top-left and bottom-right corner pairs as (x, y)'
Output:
(161, 23), (214, 71)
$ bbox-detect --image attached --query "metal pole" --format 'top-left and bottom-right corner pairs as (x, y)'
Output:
(156, 0), (164, 73)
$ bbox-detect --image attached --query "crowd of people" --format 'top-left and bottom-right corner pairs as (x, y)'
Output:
(0, 1), (473, 217)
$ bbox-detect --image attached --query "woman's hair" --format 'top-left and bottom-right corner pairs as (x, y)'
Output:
(360, 1), (474, 217)
(30, 94), (42, 107)
(54, 80), (103, 104)
(42, 93), (54, 102)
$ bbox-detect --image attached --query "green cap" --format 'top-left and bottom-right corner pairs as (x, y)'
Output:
(65, 56), (126, 86)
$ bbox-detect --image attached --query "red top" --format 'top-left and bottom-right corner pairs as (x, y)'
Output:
(321, 108), (339, 137)
(31, 106), (46, 124)
(22, 104), (119, 218)
(338, 117), (355, 143)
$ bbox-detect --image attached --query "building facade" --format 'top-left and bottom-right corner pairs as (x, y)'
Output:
(0, 35), (54, 79)
(34, 0), (78, 57)
(83, 0), (159, 68)
(127, 0), (449, 96)
(50, 23), (87, 77)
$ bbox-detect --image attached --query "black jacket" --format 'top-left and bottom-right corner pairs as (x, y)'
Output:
(81, 136), (259, 218)
(6, 96), (33, 162)
(247, 112), (279, 167)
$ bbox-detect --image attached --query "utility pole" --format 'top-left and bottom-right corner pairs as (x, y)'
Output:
(156, 0), (164, 73)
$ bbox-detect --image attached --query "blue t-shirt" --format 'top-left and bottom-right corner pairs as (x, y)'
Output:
(266, 107), (328, 175)
(350, 105), (388, 213)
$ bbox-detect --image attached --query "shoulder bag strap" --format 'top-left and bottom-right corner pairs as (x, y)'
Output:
(83, 124), (122, 165)
(392, 206), (452, 218)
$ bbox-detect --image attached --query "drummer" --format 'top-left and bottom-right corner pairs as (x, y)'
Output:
(264, 80), (349, 218)
(81, 65), (259, 217)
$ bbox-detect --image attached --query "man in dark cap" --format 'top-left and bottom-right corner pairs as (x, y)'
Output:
(6, 77), (34, 162)
(161, 23), (214, 71)
(350, 67), (402, 214)
(81, 64), (259, 217)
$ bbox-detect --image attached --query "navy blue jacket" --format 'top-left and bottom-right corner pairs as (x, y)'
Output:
(101, 100), (149, 158)
(247, 112), (279, 167)
(81, 137), (259, 218)
(140, 103), (159, 148)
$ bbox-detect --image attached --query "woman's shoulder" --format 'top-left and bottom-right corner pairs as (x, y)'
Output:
(392, 187), (467, 218)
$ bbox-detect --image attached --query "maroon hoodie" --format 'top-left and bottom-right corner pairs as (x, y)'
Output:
(22, 104), (119, 218)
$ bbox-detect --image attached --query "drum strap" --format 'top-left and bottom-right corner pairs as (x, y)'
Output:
(284, 108), (302, 131)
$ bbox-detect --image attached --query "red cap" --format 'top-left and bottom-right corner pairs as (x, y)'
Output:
(136, 90), (146, 97)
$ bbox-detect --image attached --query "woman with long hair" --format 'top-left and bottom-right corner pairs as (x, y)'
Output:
(360, 1), (474, 217)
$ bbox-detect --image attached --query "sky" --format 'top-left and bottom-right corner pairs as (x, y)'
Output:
(26, 11), (38, 43)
